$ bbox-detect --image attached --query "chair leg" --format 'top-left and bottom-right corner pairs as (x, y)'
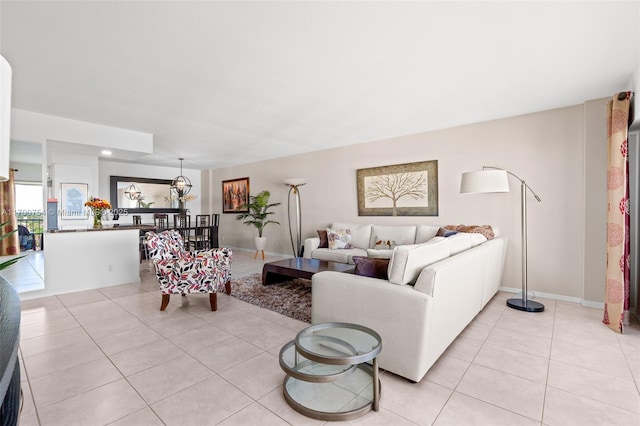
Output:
(225, 281), (231, 295)
(209, 293), (218, 311)
(160, 294), (170, 311)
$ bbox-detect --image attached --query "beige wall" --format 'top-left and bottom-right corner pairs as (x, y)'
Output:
(208, 101), (608, 303)
(583, 98), (609, 303)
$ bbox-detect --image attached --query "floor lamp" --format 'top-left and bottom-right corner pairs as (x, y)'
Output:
(284, 178), (306, 258)
(460, 166), (544, 312)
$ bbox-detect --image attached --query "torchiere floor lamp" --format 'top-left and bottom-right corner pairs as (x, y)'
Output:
(460, 166), (544, 312)
(284, 178), (306, 258)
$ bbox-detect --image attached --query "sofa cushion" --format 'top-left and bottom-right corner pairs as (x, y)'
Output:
(313, 247), (367, 264)
(445, 233), (474, 255)
(370, 225), (417, 248)
(317, 229), (328, 248)
(387, 237), (451, 285)
(353, 256), (390, 280)
(332, 223), (371, 249)
(327, 228), (352, 249)
(415, 224), (440, 244)
(366, 248), (393, 259)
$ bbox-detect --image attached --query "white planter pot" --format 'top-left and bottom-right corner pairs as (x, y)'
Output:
(255, 236), (267, 251)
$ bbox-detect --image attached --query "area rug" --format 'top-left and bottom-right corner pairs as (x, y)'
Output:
(229, 273), (312, 323)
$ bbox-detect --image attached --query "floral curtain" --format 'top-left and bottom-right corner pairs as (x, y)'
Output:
(604, 91), (633, 333)
(0, 169), (19, 255)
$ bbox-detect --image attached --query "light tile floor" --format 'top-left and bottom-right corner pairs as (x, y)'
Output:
(8, 250), (640, 425)
(1, 250), (45, 293)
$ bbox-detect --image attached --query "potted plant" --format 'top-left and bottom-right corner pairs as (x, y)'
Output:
(0, 221), (24, 270)
(236, 190), (281, 258)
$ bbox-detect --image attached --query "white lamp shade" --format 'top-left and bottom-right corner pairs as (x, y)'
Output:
(460, 170), (510, 194)
(0, 55), (12, 182)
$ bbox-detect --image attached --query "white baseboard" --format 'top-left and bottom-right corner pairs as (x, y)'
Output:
(229, 246), (292, 258)
(581, 300), (605, 309)
(499, 286), (604, 310)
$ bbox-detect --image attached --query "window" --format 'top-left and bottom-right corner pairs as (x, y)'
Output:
(15, 183), (44, 245)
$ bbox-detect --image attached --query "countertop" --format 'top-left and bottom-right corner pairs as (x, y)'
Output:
(47, 224), (156, 233)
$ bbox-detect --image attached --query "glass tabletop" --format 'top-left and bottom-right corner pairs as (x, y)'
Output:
(295, 322), (382, 365)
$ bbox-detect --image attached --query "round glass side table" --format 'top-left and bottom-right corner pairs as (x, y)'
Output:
(279, 322), (382, 421)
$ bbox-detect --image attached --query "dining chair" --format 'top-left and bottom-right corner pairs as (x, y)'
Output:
(173, 213), (191, 248)
(154, 213), (169, 230)
(133, 215), (142, 225)
(194, 214), (211, 250)
(173, 213), (191, 229)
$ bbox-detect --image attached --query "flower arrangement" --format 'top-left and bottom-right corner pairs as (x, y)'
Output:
(84, 196), (111, 227)
(165, 194), (197, 212)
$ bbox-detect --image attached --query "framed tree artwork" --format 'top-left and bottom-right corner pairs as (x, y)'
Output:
(222, 177), (250, 213)
(357, 160), (438, 216)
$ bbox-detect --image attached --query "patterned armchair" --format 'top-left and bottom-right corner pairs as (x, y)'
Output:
(145, 230), (232, 311)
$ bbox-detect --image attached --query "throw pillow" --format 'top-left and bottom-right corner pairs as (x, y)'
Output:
(327, 228), (352, 250)
(443, 224), (495, 240)
(317, 229), (329, 248)
(436, 228), (458, 237)
(374, 239), (397, 250)
(353, 256), (390, 280)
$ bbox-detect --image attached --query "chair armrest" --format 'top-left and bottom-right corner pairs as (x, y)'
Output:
(304, 238), (320, 258)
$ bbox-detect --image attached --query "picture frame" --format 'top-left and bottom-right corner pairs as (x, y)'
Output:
(60, 182), (89, 219)
(357, 160), (438, 216)
(222, 177), (250, 213)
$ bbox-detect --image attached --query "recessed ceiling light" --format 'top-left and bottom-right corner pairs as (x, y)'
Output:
(101, 150), (112, 156)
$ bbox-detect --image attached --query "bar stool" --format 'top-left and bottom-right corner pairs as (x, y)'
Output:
(133, 215), (149, 267)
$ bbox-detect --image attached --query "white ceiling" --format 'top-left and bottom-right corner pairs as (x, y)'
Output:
(2, 1), (639, 170)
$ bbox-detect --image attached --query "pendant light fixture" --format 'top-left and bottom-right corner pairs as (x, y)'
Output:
(171, 158), (192, 195)
(124, 183), (141, 200)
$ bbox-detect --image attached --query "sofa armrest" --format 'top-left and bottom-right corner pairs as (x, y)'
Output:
(312, 271), (432, 382)
(303, 237), (320, 258)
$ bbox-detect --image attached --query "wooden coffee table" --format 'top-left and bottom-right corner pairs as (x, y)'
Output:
(262, 258), (355, 285)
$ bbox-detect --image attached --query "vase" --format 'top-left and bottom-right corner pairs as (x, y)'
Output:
(93, 210), (102, 228)
(179, 200), (187, 214)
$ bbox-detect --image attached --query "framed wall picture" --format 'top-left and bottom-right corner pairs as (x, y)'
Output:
(222, 177), (250, 213)
(357, 160), (438, 216)
(60, 182), (89, 219)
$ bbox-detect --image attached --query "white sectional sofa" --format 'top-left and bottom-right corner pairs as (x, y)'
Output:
(307, 223), (507, 382)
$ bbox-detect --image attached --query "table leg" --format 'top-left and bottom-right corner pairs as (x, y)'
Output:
(373, 357), (379, 411)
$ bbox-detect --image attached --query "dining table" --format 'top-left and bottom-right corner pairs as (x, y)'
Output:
(136, 223), (219, 250)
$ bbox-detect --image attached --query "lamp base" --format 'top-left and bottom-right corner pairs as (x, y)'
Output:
(506, 298), (544, 312)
